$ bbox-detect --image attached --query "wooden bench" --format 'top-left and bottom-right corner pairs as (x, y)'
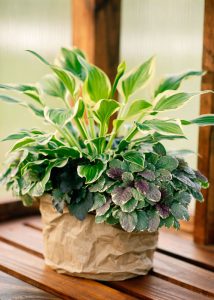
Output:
(0, 215), (213, 300)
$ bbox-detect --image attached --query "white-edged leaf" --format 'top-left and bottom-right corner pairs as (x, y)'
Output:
(44, 107), (72, 127)
(124, 99), (152, 119)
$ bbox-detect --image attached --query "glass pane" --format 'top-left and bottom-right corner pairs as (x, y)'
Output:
(0, 0), (72, 199)
(120, 0), (204, 169)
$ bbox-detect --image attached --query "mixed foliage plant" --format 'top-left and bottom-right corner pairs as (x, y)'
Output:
(0, 48), (214, 232)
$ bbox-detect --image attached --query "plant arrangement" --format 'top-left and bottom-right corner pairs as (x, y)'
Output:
(0, 48), (214, 233)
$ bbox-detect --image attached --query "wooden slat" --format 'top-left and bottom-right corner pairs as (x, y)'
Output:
(72, 0), (121, 83)
(108, 276), (211, 300)
(153, 252), (214, 297)
(1, 216), (214, 298)
(0, 241), (137, 300)
(0, 270), (60, 300)
(158, 229), (214, 271)
(194, 0), (214, 244)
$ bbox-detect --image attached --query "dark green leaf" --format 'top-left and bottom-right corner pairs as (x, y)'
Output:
(136, 211), (149, 231)
(68, 192), (93, 220)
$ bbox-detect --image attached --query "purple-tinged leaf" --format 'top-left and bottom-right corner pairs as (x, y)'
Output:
(96, 199), (111, 216)
(135, 179), (149, 194)
(156, 203), (170, 218)
(147, 211), (160, 232)
(106, 167), (123, 180)
(194, 170), (208, 183)
(173, 173), (200, 190)
(119, 211), (138, 232)
(146, 183), (161, 202)
(156, 169), (172, 181)
(139, 169), (156, 181)
(111, 186), (133, 205)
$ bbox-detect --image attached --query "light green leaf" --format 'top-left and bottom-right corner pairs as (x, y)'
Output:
(56, 47), (87, 81)
(86, 137), (106, 154)
(181, 114), (214, 126)
(93, 99), (120, 133)
(40, 74), (66, 99)
(154, 91), (213, 112)
(122, 150), (145, 169)
(78, 56), (111, 103)
(155, 70), (204, 97)
(124, 99), (152, 119)
(110, 60), (126, 97)
(73, 98), (85, 119)
(10, 137), (35, 152)
(44, 107), (72, 127)
(77, 160), (106, 184)
(51, 65), (76, 96)
(26, 50), (50, 65)
(137, 119), (183, 135)
(121, 56), (155, 101)
(121, 198), (138, 213)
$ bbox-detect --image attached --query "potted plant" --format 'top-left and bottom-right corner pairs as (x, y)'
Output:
(0, 48), (213, 281)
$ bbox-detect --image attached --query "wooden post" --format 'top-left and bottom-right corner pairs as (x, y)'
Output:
(194, 0), (214, 245)
(72, 0), (121, 83)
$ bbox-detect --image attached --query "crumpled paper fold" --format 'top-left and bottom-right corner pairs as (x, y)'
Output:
(40, 194), (158, 281)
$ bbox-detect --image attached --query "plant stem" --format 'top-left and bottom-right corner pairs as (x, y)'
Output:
(63, 126), (82, 151)
(87, 105), (96, 139)
(75, 118), (88, 140)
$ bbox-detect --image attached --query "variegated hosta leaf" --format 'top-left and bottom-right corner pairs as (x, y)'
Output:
(119, 211), (138, 232)
(111, 186), (133, 205)
(121, 198), (138, 213)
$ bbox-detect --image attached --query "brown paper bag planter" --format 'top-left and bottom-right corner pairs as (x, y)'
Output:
(40, 194), (158, 281)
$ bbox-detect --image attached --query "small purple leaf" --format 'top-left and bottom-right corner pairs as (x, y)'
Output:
(156, 203), (170, 218)
(139, 169), (156, 181)
(112, 186), (133, 205)
(146, 183), (161, 202)
(96, 198), (111, 216)
(106, 167), (123, 180)
(135, 179), (149, 194)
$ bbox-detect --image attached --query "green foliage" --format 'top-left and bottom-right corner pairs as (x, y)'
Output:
(0, 47), (213, 232)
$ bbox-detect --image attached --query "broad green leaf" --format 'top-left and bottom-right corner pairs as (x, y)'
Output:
(1, 130), (31, 141)
(124, 99), (152, 119)
(156, 155), (179, 171)
(155, 70), (204, 97)
(122, 172), (134, 184)
(78, 56), (111, 103)
(121, 56), (155, 101)
(73, 98), (85, 118)
(93, 99), (120, 132)
(110, 60), (126, 97)
(10, 137), (35, 152)
(51, 65), (76, 96)
(77, 160), (106, 184)
(137, 119), (183, 135)
(40, 74), (66, 98)
(56, 47), (87, 80)
(181, 114), (214, 126)
(119, 211), (138, 232)
(44, 107), (72, 127)
(153, 142), (166, 156)
(136, 211), (148, 231)
(121, 198), (138, 213)
(154, 91), (212, 112)
(122, 150), (145, 169)
(86, 137), (106, 154)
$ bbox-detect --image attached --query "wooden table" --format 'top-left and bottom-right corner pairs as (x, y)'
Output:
(0, 216), (213, 300)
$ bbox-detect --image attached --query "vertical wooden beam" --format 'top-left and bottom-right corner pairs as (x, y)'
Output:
(72, 0), (121, 83)
(194, 0), (214, 245)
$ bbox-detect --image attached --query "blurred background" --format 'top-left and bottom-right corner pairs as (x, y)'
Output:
(0, 0), (204, 199)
